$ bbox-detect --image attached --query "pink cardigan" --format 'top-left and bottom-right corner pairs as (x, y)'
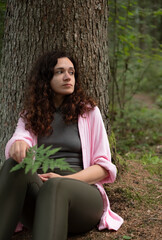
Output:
(5, 106), (123, 231)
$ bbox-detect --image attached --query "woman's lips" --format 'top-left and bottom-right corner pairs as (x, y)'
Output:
(62, 84), (72, 87)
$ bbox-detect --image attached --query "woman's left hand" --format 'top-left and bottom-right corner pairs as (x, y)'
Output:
(38, 172), (63, 182)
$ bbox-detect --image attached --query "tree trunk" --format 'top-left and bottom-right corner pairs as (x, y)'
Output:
(0, 0), (110, 163)
(157, 0), (162, 44)
(138, 0), (146, 50)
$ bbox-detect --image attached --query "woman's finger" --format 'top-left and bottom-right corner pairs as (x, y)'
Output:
(38, 175), (48, 182)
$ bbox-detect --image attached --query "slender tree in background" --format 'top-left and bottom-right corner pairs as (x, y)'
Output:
(0, 0), (110, 163)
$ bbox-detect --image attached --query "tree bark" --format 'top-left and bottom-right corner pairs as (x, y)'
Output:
(0, 0), (110, 162)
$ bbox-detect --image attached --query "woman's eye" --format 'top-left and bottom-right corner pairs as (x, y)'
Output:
(56, 70), (63, 74)
(69, 71), (74, 75)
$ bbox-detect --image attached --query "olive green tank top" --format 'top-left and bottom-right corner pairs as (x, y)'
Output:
(37, 110), (83, 175)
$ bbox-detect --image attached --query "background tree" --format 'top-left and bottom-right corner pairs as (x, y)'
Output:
(0, 0), (110, 163)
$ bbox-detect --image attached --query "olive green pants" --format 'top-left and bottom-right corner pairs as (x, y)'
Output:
(0, 159), (103, 240)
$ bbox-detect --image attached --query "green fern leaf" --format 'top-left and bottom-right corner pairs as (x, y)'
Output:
(10, 162), (23, 172)
(10, 144), (76, 174)
(42, 160), (49, 173)
(25, 164), (32, 174)
(31, 162), (42, 174)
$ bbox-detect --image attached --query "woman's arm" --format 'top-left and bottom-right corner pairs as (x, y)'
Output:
(38, 164), (109, 184)
(5, 117), (36, 160)
(88, 107), (117, 184)
(65, 164), (108, 184)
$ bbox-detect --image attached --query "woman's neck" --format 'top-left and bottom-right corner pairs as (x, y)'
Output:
(54, 95), (64, 108)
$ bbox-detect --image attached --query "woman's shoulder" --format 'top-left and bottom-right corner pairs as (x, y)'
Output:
(88, 106), (101, 117)
(83, 106), (103, 124)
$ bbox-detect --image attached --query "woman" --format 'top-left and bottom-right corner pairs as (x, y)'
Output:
(0, 51), (123, 240)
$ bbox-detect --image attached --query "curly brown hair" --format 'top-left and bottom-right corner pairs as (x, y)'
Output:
(21, 51), (97, 136)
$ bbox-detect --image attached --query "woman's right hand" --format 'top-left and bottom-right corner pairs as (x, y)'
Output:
(9, 140), (30, 163)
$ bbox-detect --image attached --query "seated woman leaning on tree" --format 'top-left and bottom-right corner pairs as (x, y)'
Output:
(0, 51), (123, 240)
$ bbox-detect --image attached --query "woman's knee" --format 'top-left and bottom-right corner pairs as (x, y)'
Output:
(0, 158), (18, 176)
(2, 158), (17, 168)
(38, 177), (70, 197)
(0, 158), (32, 183)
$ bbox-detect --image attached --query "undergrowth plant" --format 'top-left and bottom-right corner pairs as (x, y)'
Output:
(140, 151), (162, 176)
(10, 144), (75, 174)
(112, 100), (162, 154)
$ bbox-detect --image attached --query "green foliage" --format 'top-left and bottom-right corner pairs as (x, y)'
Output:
(125, 149), (162, 176)
(141, 151), (161, 165)
(109, 0), (162, 118)
(109, 131), (127, 175)
(153, 9), (162, 16)
(155, 95), (162, 108)
(138, 61), (162, 95)
(112, 99), (162, 154)
(123, 236), (132, 240)
(10, 144), (75, 174)
(140, 151), (162, 176)
(109, 0), (162, 166)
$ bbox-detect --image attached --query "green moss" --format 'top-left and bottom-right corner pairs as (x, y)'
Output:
(109, 130), (117, 154)
(142, 183), (161, 205)
(109, 131), (128, 177)
(106, 186), (142, 204)
(114, 187), (142, 202)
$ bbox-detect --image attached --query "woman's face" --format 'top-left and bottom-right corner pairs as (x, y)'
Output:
(50, 57), (75, 101)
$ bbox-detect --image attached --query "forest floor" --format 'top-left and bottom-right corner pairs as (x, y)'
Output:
(133, 93), (156, 109)
(12, 159), (162, 240)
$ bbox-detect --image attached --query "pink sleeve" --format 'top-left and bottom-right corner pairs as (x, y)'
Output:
(5, 117), (37, 159)
(90, 107), (117, 184)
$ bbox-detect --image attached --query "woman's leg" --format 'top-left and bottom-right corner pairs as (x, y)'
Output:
(32, 178), (103, 240)
(20, 175), (43, 230)
(0, 159), (42, 240)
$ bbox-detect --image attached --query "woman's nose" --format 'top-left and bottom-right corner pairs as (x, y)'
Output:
(63, 72), (71, 80)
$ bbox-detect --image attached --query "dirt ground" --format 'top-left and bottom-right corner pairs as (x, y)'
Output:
(12, 159), (162, 240)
